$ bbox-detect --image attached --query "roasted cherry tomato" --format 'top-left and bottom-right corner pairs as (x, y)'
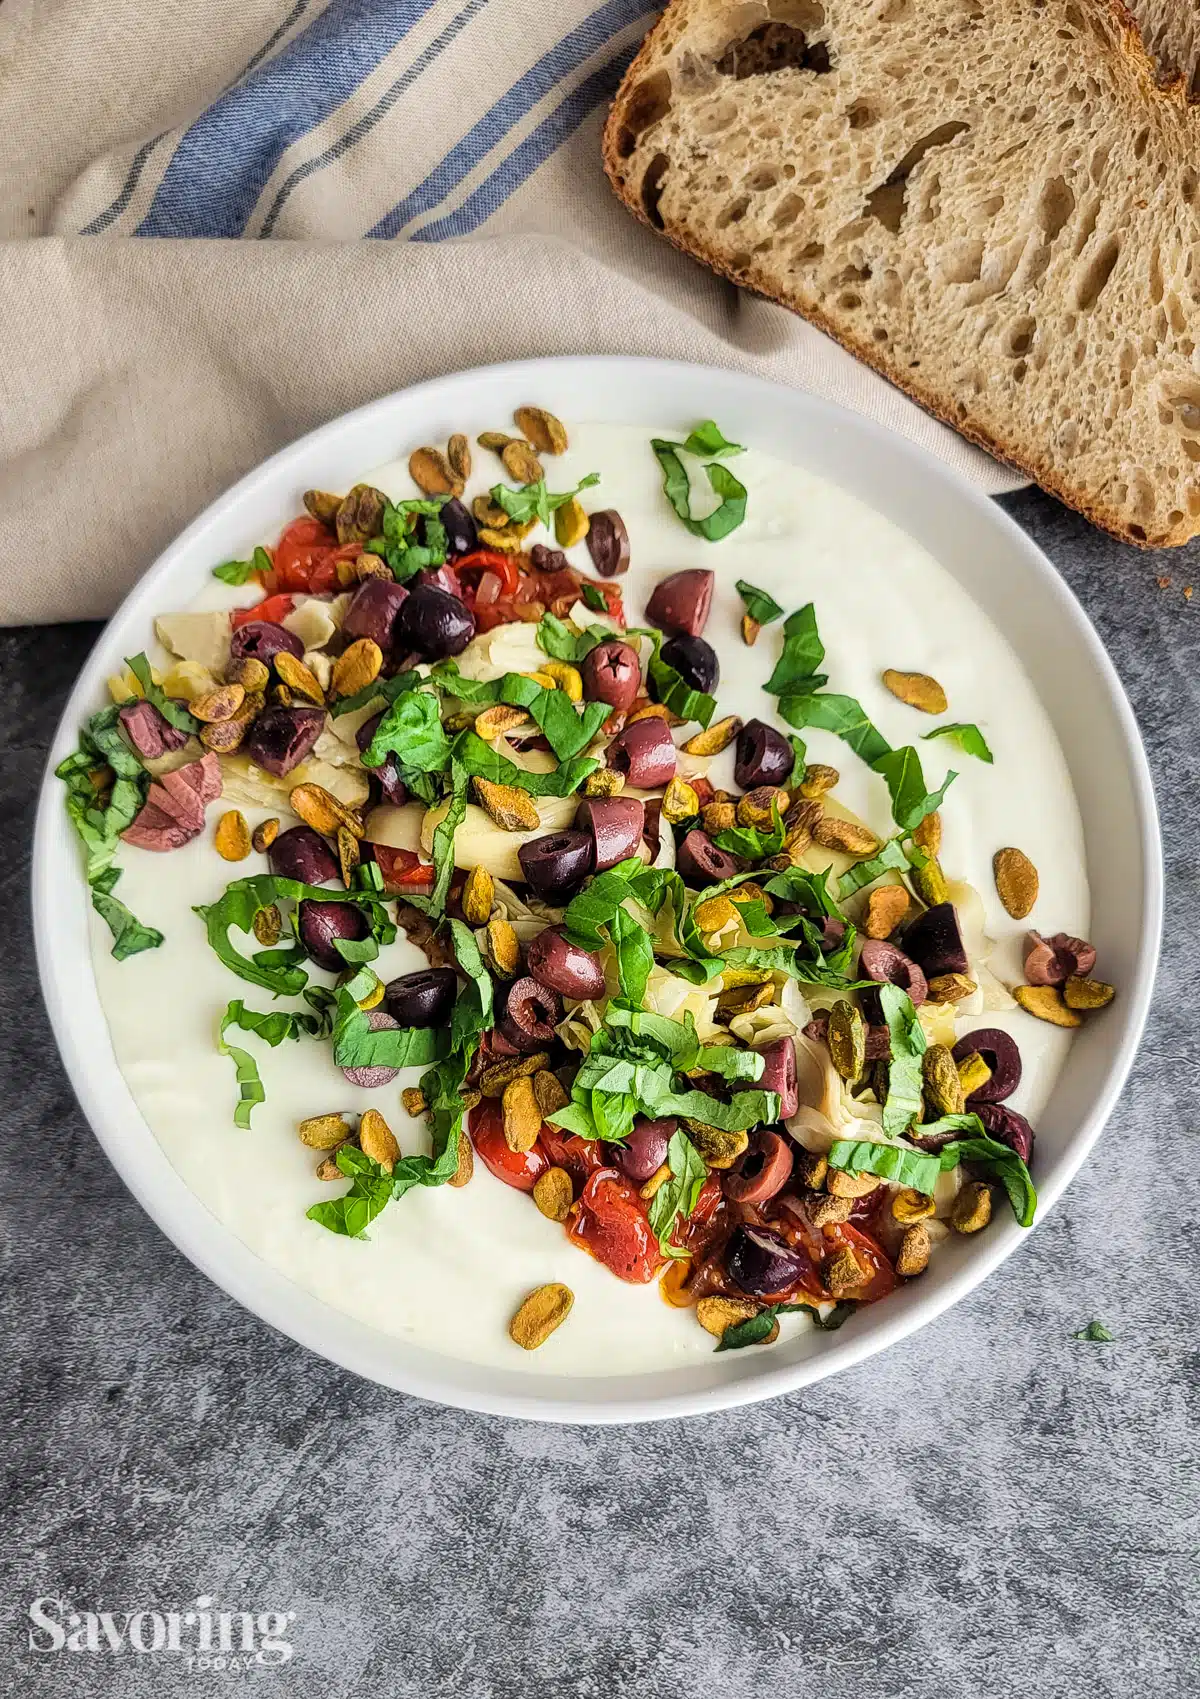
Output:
(567, 1167), (664, 1284)
(469, 1100), (549, 1193)
(824, 1221), (897, 1304)
(539, 1124), (608, 1186)
(265, 516), (340, 594)
(230, 590), (296, 629)
(455, 549), (521, 603)
(373, 845), (434, 893)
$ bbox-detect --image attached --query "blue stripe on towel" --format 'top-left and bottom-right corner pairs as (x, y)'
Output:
(135, 0), (441, 238)
(411, 48), (636, 241)
(368, 0), (654, 239)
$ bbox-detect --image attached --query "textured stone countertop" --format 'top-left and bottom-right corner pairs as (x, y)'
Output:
(2, 488), (1196, 1698)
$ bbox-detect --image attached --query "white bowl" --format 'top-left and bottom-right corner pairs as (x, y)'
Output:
(33, 357), (1161, 1423)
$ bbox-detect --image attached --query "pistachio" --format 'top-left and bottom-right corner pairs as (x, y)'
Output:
(828, 1000), (867, 1081)
(554, 499), (589, 549)
(799, 763), (840, 799)
(227, 656), (270, 693)
(737, 785), (787, 829)
(824, 1247), (868, 1297)
(715, 981), (775, 1018)
(449, 1130), (474, 1188)
(514, 406), (569, 454)
(462, 864), (495, 926)
(952, 1181), (993, 1234)
(473, 495), (509, 527)
(864, 884), (910, 939)
(785, 797), (822, 837)
(502, 1076), (543, 1153)
(478, 430), (513, 453)
(483, 523), (532, 551)
(539, 660), (583, 701)
(696, 1296), (761, 1338)
(637, 1165), (672, 1203)
(911, 854), (950, 907)
(409, 446), (461, 496)
(956, 1051), (992, 1097)
(731, 881), (772, 915)
(509, 1282), (573, 1350)
(532, 1069), (569, 1116)
(533, 1167), (574, 1222)
(627, 701), (675, 724)
(694, 894), (737, 934)
(683, 715), (742, 757)
(335, 484), (387, 545)
(501, 439), (543, 485)
(813, 815), (880, 856)
(401, 1086), (428, 1118)
(741, 613), (761, 647)
(331, 638), (383, 700)
(336, 824), (359, 887)
(702, 800), (737, 834)
(922, 1044), (965, 1115)
(808, 1194), (854, 1226)
(1063, 975), (1115, 1010)
(447, 433), (472, 482)
(315, 1151), (348, 1181)
(473, 776), (541, 831)
(273, 652), (325, 705)
(583, 767), (625, 797)
(662, 776), (700, 824)
(356, 975), (384, 1011)
(345, 553), (392, 586)
(994, 847), (1039, 919)
(298, 1112), (352, 1150)
(795, 1150), (829, 1190)
(272, 684), (295, 708)
(684, 1121), (748, 1167)
(252, 903), (282, 946)
(928, 971), (977, 1004)
(290, 782), (364, 838)
(480, 1053), (550, 1095)
(882, 669), (948, 714)
(896, 1223), (932, 1277)
(912, 810), (942, 857)
(484, 916), (521, 978)
(192, 682), (247, 724)
(892, 1188), (936, 1224)
(827, 1168), (879, 1199)
(474, 703), (531, 742)
(303, 489), (343, 527)
(359, 1108), (400, 1173)
(1014, 984), (1082, 1027)
(214, 809), (252, 861)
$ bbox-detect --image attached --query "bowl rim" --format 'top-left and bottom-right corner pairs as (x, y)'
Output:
(32, 354), (1162, 1423)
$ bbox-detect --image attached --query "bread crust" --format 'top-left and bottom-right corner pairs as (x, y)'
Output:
(603, 0), (1199, 548)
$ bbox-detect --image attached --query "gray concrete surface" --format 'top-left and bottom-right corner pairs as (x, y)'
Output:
(2, 486), (1196, 1697)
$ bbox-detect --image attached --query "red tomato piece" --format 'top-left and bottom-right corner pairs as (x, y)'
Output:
(264, 515), (339, 595)
(539, 1125), (608, 1186)
(230, 591), (296, 629)
(455, 550), (521, 602)
(824, 1222), (897, 1304)
(567, 1168), (665, 1284)
(373, 845), (434, 893)
(469, 1100), (549, 1193)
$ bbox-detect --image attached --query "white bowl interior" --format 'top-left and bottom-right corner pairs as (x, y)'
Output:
(33, 357), (1161, 1422)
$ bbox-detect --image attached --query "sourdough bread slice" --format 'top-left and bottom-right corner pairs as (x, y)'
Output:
(604, 0), (1200, 546)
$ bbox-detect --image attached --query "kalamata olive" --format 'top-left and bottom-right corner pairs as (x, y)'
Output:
(614, 1117), (676, 1183)
(395, 584), (475, 660)
(518, 829), (595, 900)
(903, 903), (968, 979)
(735, 719), (796, 790)
(859, 938), (928, 1006)
(752, 1037), (798, 1120)
(243, 705), (326, 777)
(725, 1129), (794, 1204)
(355, 713), (407, 806)
(341, 1009), (402, 1089)
(581, 640), (641, 711)
(975, 1101), (1035, 1163)
(1023, 931), (1097, 986)
(341, 578), (410, 651)
(605, 716), (677, 788)
(586, 509), (631, 577)
(575, 796), (645, 872)
(676, 828), (742, 885)
(428, 497), (477, 558)
(297, 897), (370, 972)
(268, 824), (340, 885)
(384, 966), (458, 1027)
(229, 620), (305, 664)
(660, 633), (719, 694)
(726, 1225), (811, 1297)
(118, 699), (188, 760)
(500, 976), (562, 1051)
(952, 1029), (1022, 1102)
(645, 568), (714, 637)
(526, 926), (607, 1000)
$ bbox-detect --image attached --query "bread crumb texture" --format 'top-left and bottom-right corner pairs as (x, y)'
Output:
(604, 0), (1200, 546)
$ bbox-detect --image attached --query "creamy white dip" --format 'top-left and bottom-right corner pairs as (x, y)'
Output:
(88, 423), (1089, 1375)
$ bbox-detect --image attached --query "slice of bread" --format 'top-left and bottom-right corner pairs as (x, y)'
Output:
(604, 0), (1200, 546)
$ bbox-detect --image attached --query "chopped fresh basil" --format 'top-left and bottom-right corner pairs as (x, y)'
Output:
(647, 1128), (708, 1259)
(90, 868), (164, 960)
(447, 917), (494, 1044)
(124, 653), (200, 735)
(609, 903), (655, 1004)
(836, 837), (914, 899)
(434, 666), (609, 762)
(735, 580), (784, 627)
(878, 983), (926, 1139)
(423, 761), (468, 914)
(923, 722), (995, 763)
(332, 972), (449, 1072)
(713, 799), (786, 860)
(330, 668), (423, 719)
(1072, 1321), (1115, 1342)
(489, 473), (600, 530)
(810, 1302), (856, 1332)
(451, 730), (598, 796)
(196, 874), (386, 995)
(373, 497), (447, 580)
(218, 997), (332, 1129)
(871, 746), (956, 833)
(305, 1145), (396, 1239)
(827, 1136), (942, 1195)
(933, 1132), (1038, 1227)
(647, 644), (716, 729)
(212, 545), (272, 586)
(682, 420), (745, 458)
(536, 615), (608, 665)
(777, 691), (891, 767)
(764, 604), (827, 696)
(579, 582), (607, 613)
(360, 686), (450, 773)
(650, 437), (748, 541)
(715, 1301), (810, 1352)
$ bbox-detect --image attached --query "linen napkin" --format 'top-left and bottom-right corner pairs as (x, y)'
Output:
(0, 0), (1022, 627)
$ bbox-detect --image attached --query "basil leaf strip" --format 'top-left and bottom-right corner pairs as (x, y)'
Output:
(489, 473), (600, 529)
(650, 438), (748, 541)
(536, 615), (609, 665)
(878, 983), (927, 1138)
(196, 874), (386, 995)
(735, 580), (784, 627)
(451, 730), (599, 797)
(764, 604), (827, 695)
(827, 1137), (942, 1195)
(647, 644), (716, 729)
(682, 420), (745, 458)
(923, 722), (995, 763)
(647, 1128), (708, 1260)
(330, 669), (424, 720)
(90, 869), (165, 961)
(305, 1145), (396, 1239)
(433, 666), (609, 762)
(361, 687), (450, 773)
(124, 654), (200, 735)
(836, 837), (914, 899)
(212, 545), (272, 586)
(933, 1132), (1038, 1227)
(715, 1302), (811, 1352)
(218, 997), (333, 1129)
(872, 747), (957, 833)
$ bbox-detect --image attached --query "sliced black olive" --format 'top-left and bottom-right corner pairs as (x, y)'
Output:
(660, 633), (719, 694)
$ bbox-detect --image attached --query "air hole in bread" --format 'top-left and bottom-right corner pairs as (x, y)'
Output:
(940, 239), (984, 284)
(717, 195), (751, 228)
(1149, 244), (1164, 305)
(1133, 127), (1150, 161)
(714, 21), (832, 78)
(864, 122), (969, 233)
(1161, 382), (1200, 432)
(1012, 361), (1027, 382)
(846, 101), (877, 130)
(980, 194), (1004, 218)
(614, 72), (672, 159)
(872, 326), (888, 341)
(838, 292), (861, 310)
(1183, 441), (1200, 463)
(1063, 1), (1084, 26)
(1128, 524), (1147, 541)
(727, 250), (752, 272)
(640, 154), (670, 229)
(1089, 145), (1110, 185)
(794, 241), (824, 264)
(772, 192), (805, 228)
(1006, 317), (1036, 356)
(1073, 235), (1120, 310)
(1184, 169), (1199, 204)
(747, 166), (780, 190)
(1037, 175), (1074, 240)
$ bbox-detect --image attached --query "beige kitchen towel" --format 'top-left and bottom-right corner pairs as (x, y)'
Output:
(0, 0), (1021, 627)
